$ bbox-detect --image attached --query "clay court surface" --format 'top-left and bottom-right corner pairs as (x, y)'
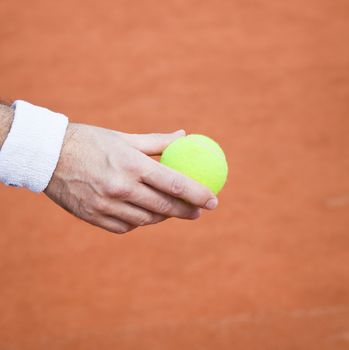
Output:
(1, 0), (349, 349)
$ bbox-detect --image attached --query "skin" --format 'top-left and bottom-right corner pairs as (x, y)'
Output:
(1, 103), (218, 234)
(0, 103), (14, 147)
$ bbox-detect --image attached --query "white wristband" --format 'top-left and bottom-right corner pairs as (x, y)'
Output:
(0, 100), (69, 192)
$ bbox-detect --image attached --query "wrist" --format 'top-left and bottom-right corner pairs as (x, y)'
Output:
(0, 100), (69, 192)
(44, 122), (81, 193)
(0, 104), (14, 148)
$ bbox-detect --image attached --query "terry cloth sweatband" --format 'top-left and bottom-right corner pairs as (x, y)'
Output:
(0, 100), (69, 192)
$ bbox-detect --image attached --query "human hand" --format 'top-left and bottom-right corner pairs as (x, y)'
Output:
(44, 123), (218, 234)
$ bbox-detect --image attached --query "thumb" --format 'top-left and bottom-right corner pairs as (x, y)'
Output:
(119, 129), (186, 155)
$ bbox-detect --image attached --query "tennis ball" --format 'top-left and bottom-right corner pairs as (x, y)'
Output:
(160, 134), (228, 194)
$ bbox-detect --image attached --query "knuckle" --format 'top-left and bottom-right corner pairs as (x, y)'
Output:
(170, 177), (186, 196)
(137, 213), (154, 226)
(110, 223), (134, 234)
(105, 181), (132, 199)
(113, 226), (128, 234)
(157, 199), (173, 215)
(93, 198), (108, 213)
(141, 168), (155, 184)
(152, 214), (167, 223)
(91, 217), (136, 235)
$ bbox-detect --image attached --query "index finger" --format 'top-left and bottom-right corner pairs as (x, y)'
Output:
(140, 158), (218, 210)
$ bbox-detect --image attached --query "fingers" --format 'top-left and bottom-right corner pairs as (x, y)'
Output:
(127, 183), (202, 219)
(117, 130), (186, 155)
(101, 201), (170, 226)
(91, 216), (137, 234)
(141, 158), (218, 210)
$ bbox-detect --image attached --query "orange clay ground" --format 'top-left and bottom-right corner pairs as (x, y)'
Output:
(0, 0), (348, 349)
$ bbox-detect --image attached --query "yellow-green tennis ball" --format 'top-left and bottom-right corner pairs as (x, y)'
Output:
(160, 134), (228, 195)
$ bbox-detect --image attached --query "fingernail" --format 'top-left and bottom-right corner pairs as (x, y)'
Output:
(205, 198), (218, 210)
(174, 129), (186, 135)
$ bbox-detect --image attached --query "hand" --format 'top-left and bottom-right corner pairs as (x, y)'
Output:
(44, 123), (218, 234)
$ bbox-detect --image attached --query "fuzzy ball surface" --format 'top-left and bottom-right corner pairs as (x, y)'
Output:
(160, 134), (228, 194)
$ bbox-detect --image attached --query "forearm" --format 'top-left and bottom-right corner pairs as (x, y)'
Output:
(0, 102), (14, 148)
